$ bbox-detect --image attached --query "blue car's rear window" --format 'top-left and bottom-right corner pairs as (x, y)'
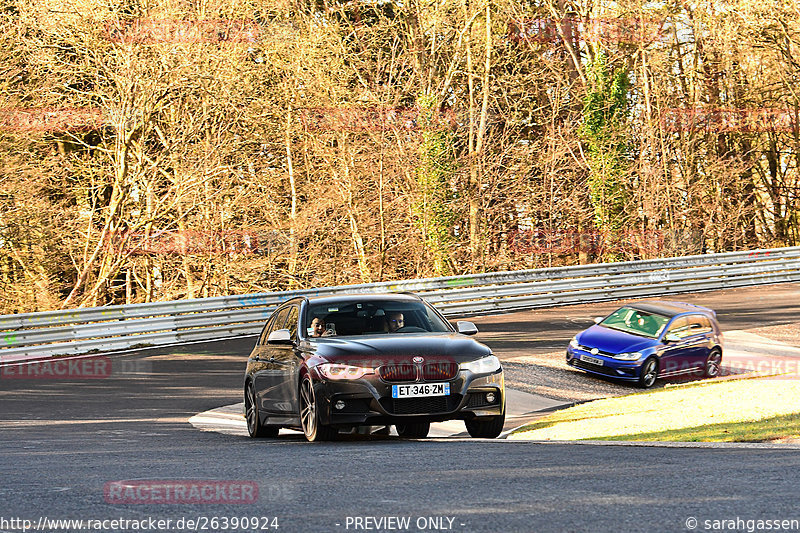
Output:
(600, 307), (670, 338)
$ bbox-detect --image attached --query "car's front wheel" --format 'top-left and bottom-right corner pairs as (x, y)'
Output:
(465, 411), (505, 439)
(299, 375), (338, 442)
(245, 382), (279, 438)
(638, 358), (658, 388)
(705, 349), (722, 378)
(395, 421), (430, 438)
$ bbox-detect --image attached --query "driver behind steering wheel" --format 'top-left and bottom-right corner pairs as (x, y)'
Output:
(387, 311), (405, 333)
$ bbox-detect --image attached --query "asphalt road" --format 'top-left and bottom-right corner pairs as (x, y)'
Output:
(2, 284), (800, 533)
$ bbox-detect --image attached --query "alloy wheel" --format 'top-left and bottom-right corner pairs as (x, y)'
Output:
(245, 383), (258, 436)
(705, 350), (722, 378)
(246, 381), (279, 438)
(300, 377), (316, 438)
(639, 359), (658, 388)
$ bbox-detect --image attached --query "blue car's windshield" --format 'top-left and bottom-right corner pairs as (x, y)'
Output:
(599, 307), (670, 339)
(305, 300), (451, 337)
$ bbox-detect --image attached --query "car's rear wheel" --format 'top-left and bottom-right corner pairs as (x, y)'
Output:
(299, 375), (338, 442)
(465, 411), (505, 439)
(395, 421), (430, 438)
(705, 349), (722, 378)
(638, 358), (658, 388)
(245, 381), (279, 438)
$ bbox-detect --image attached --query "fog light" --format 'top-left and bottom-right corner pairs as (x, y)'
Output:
(486, 392), (496, 404)
(334, 400), (346, 410)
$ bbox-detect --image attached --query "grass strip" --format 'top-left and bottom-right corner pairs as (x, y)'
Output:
(594, 413), (800, 442)
(510, 377), (800, 441)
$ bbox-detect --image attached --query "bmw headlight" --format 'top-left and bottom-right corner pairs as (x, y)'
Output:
(569, 336), (579, 349)
(317, 363), (374, 380)
(459, 355), (501, 374)
(612, 352), (642, 361)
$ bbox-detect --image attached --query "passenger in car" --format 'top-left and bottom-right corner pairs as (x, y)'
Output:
(635, 314), (658, 335)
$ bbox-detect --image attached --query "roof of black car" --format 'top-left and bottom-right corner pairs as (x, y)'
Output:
(627, 300), (712, 317)
(305, 292), (422, 305)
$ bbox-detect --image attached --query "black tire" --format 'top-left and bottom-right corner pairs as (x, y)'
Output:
(245, 381), (279, 438)
(299, 375), (338, 442)
(465, 410), (505, 439)
(638, 357), (658, 388)
(395, 421), (431, 438)
(705, 349), (722, 378)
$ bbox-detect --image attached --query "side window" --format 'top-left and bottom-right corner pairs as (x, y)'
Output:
(272, 307), (291, 333)
(259, 307), (289, 345)
(688, 315), (712, 335)
(258, 315), (276, 346)
(286, 306), (299, 340)
(666, 316), (690, 339)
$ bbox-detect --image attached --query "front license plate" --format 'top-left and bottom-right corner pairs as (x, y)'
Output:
(392, 383), (450, 398)
(580, 354), (604, 366)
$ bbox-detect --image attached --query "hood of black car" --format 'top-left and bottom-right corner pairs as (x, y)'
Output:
(307, 333), (492, 364)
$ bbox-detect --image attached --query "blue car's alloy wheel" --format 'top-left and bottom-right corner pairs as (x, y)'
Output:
(638, 358), (658, 388)
(705, 350), (722, 378)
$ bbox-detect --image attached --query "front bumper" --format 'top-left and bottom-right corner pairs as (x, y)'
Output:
(566, 347), (644, 382)
(313, 369), (505, 428)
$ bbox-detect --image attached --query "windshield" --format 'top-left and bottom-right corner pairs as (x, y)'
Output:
(599, 306), (670, 339)
(305, 300), (451, 337)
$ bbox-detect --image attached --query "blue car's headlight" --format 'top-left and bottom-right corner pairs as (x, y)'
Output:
(460, 355), (501, 374)
(612, 351), (642, 361)
(569, 336), (579, 349)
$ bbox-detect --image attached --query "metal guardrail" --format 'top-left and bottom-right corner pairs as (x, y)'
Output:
(1, 246), (799, 360)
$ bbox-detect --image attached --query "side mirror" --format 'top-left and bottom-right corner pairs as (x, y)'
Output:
(593, 317), (604, 324)
(664, 333), (681, 343)
(456, 321), (479, 336)
(267, 329), (293, 345)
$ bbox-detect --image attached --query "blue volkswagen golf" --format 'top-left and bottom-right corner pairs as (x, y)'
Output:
(566, 301), (723, 388)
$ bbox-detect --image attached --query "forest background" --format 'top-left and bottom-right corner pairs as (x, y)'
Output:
(1, 0), (798, 313)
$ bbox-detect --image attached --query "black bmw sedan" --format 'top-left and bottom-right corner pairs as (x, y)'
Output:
(244, 293), (505, 441)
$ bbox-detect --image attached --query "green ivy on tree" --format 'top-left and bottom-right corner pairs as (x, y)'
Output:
(415, 94), (457, 275)
(580, 51), (632, 255)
